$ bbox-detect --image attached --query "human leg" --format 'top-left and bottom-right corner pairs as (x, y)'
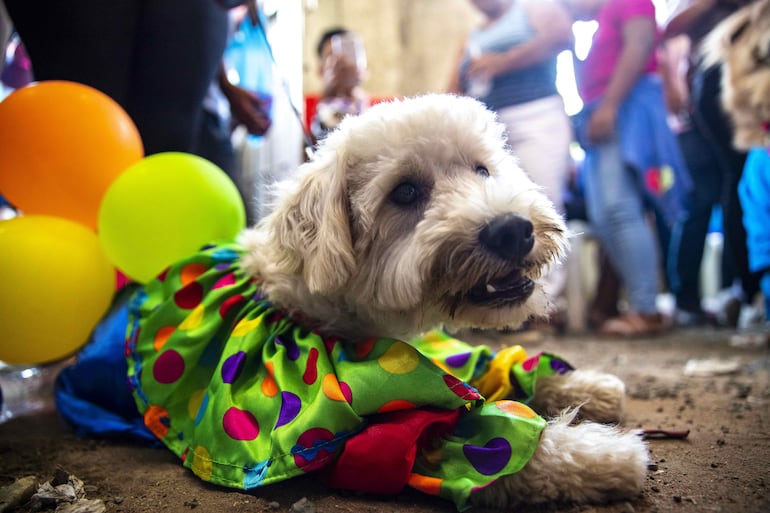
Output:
(499, 96), (572, 210)
(127, 0), (229, 155)
(692, 62), (760, 317)
(667, 125), (722, 318)
(583, 138), (662, 322)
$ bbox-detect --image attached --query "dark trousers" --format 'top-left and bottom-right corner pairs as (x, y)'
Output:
(4, 0), (229, 157)
(668, 62), (760, 309)
(667, 125), (723, 311)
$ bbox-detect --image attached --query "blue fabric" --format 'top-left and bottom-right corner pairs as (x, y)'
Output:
(55, 299), (155, 443)
(738, 147), (770, 274)
(575, 75), (691, 227)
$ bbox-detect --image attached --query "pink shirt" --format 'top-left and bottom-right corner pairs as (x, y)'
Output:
(578, 0), (659, 104)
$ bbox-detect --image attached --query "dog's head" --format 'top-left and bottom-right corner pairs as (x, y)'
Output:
(702, 0), (770, 149)
(241, 94), (568, 340)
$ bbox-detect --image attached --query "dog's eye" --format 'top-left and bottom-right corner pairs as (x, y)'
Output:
(390, 182), (421, 206)
(475, 165), (490, 177)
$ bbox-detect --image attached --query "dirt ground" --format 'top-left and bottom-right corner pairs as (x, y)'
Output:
(1, 326), (768, 513)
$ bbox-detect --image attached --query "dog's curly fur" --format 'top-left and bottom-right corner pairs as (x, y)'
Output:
(702, 0), (770, 150)
(240, 94), (648, 507)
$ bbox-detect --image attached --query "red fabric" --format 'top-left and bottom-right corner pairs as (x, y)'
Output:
(304, 95), (394, 132)
(320, 408), (460, 495)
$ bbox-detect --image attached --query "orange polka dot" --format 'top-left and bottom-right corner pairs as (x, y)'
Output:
(180, 263), (208, 286)
(322, 373), (347, 402)
(153, 326), (176, 351)
(144, 404), (170, 438)
(495, 400), (537, 419)
(261, 361), (278, 397)
(407, 473), (443, 495)
(378, 399), (416, 413)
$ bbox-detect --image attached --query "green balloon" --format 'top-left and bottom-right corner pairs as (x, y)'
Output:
(98, 152), (246, 283)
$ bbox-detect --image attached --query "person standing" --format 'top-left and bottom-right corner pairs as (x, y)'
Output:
(560, 0), (691, 336)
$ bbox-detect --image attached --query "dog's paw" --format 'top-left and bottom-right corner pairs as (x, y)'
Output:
(529, 369), (626, 424)
(472, 410), (649, 508)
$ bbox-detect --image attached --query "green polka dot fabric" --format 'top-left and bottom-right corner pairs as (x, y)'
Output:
(125, 243), (570, 510)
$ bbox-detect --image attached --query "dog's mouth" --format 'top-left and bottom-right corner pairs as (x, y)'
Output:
(463, 268), (534, 308)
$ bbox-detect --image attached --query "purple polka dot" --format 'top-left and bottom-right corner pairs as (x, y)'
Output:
(276, 336), (300, 361)
(275, 392), (301, 429)
(153, 350), (185, 384)
(463, 437), (512, 475)
(550, 358), (572, 374)
(222, 352), (247, 384)
(223, 407), (260, 441)
(445, 352), (471, 368)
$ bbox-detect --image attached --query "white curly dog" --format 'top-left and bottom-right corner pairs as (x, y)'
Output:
(241, 94), (649, 508)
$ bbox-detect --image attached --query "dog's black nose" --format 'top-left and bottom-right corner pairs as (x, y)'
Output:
(479, 214), (534, 262)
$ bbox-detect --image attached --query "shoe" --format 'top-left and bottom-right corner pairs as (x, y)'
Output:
(597, 312), (670, 338)
(674, 308), (719, 327)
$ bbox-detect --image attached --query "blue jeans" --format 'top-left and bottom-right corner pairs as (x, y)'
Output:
(583, 138), (660, 314)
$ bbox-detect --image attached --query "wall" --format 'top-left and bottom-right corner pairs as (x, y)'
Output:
(303, 0), (482, 98)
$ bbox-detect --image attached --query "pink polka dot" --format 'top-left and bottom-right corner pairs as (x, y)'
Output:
(339, 381), (353, 405)
(174, 282), (204, 309)
(443, 374), (481, 400)
(153, 350), (185, 384)
(223, 407), (260, 441)
(521, 354), (541, 372)
(293, 428), (336, 472)
(219, 294), (245, 318)
(213, 273), (236, 289)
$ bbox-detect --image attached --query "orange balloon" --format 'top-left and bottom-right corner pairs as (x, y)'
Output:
(0, 81), (143, 230)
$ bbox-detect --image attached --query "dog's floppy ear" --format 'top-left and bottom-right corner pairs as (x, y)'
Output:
(276, 150), (355, 294)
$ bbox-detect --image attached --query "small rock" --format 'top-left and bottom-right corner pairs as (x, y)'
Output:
(0, 475), (38, 513)
(290, 497), (316, 513)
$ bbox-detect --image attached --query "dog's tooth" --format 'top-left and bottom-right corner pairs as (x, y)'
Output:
(486, 284), (497, 293)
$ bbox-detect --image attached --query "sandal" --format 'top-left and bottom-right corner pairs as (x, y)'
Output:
(597, 312), (669, 338)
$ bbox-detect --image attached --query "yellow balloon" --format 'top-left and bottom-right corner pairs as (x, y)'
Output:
(97, 152), (246, 283)
(0, 216), (115, 365)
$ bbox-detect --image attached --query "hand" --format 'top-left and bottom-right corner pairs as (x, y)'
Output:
(587, 103), (617, 144)
(466, 52), (504, 81)
(322, 55), (362, 95)
(224, 85), (272, 136)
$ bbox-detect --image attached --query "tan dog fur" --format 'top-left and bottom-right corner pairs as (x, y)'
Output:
(703, 0), (770, 150)
(240, 94), (649, 507)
